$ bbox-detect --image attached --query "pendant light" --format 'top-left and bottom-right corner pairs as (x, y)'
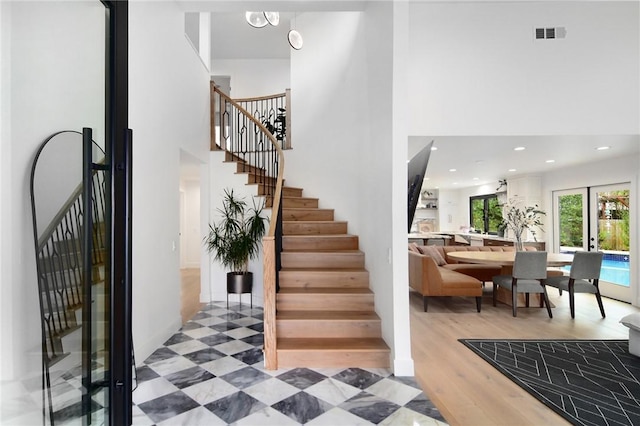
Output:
(263, 12), (279, 26)
(245, 11), (268, 28)
(288, 14), (303, 50)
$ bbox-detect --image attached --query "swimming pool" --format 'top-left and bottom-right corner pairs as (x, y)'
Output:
(561, 253), (629, 287)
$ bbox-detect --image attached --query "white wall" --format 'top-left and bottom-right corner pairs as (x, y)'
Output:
(212, 59), (290, 97)
(1, 1), (105, 383)
(408, 1), (639, 135)
(129, 0), (210, 362)
(180, 179), (201, 268)
(288, 7), (413, 375)
(207, 150), (266, 306)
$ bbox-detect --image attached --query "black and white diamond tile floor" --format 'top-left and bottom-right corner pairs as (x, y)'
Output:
(133, 302), (448, 425)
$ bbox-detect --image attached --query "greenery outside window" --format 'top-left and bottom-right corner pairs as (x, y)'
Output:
(470, 194), (503, 234)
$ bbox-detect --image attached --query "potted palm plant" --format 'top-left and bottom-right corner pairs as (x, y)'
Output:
(205, 189), (268, 302)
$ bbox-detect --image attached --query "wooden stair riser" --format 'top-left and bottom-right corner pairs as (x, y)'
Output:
(277, 319), (381, 338)
(283, 235), (359, 251)
(282, 208), (334, 221)
(282, 197), (318, 208)
(277, 293), (374, 311)
(279, 270), (370, 288)
(283, 221), (347, 235)
(244, 173), (277, 185)
(276, 338), (390, 368)
(257, 185), (303, 198)
(281, 251), (364, 269)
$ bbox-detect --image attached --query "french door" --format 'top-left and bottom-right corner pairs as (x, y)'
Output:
(553, 183), (632, 303)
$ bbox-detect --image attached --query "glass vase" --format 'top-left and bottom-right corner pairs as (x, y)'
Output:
(514, 233), (525, 251)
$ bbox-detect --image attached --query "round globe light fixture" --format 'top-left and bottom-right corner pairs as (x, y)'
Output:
(288, 29), (303, 50)
(263, 12), (279, 26)
(246, 11), (268, 28)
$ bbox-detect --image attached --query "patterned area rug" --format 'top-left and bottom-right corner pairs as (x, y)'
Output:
(459, 339), (640, 426)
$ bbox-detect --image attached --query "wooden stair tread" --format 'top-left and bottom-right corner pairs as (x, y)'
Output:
(278, 287), (372, 295)
(283, 249), (363, 254)
(277, 337), (389, 351)
(284, 220), (345, 225)
(280, 267), (367, 273)
(277, 311), (379, 320)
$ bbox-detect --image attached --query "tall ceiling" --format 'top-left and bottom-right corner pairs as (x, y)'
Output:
(178, 2), (640, 190)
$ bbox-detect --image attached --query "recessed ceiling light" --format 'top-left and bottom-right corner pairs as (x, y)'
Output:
(453, 182), (458, 185)
(514, 147), (525, 151)
(425, 177), (430, 180)
(472, 177), (479, 180)
(431, 146), (438, 151)
(449, 168), (457, 172)
(546, 159), (555, 163)
(508, 168), (517, 172)
(596, 146), (610, 151)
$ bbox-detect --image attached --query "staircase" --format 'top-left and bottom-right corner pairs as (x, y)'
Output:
(239, 170), (390, 368)
(212, 84), (389, 369)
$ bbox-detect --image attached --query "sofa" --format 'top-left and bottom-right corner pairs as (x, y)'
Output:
(408, 243), (537, 312)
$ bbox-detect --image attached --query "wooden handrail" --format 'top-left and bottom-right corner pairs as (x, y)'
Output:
(211, 83), (284, 369)
(233, 92), (287, 103)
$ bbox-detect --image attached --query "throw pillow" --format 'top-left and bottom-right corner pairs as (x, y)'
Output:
(408, 242), (421, 253)
(620, 313), (640, 332)
(418, 245), (447, 266)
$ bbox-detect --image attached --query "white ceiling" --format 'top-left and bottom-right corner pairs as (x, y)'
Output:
(183, 5), (640, 191)
(409, 135), (640, 190)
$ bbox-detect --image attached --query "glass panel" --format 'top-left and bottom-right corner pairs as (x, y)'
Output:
(594, 187), (630, 289)
(25, 2), (108, 424)
(558, 193), (584, 249)
(487, 197), (502, 233)
(470, 198), (484, 231)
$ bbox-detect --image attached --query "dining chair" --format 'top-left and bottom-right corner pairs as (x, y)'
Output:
(492, 251), (552, 318)
(543, 251), (605, 319)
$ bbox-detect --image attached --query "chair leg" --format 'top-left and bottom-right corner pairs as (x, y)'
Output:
(569, 288), (576, 319)
(525, 293), (530, 307)
(512, 289), (518, 317)
(595, 292), (606, 318)
(492, 283), (497, 307)
(594, 280), (606, 318)
(543, 289), (553, 318)
(476, 296), (482, 313)
(423, 296), (428, 312)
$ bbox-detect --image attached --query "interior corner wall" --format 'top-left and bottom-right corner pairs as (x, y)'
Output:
(408, 1), (640, 135)
(129, 1), (210, 363)
(289, 8), (411, 374)
(207, 150), (266, 307)
(211, 59), (290, 98)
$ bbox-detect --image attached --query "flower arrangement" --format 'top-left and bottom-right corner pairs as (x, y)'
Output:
(499, 199), (546, 250)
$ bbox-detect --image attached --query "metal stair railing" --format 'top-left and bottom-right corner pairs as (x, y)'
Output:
(210, 83), (284, 369)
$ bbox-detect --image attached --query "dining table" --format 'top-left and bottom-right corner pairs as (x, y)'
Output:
(446, 251), (574, 307)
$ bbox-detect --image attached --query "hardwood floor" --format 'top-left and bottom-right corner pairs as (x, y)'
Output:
(410, 287), (640, 425)
(180, 268), (203, 324)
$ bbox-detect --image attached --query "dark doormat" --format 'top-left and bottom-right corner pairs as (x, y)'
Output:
(459, 339), (640, 426)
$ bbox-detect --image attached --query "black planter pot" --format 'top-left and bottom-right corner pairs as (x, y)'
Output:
(227, 271), (253, 308)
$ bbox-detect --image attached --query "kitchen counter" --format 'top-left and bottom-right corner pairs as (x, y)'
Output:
(409, 232), (545, 250)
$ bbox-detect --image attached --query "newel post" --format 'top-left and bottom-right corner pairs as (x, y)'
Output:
(263, 236), (277, 369)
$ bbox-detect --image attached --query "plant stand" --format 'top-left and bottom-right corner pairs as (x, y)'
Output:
(227, 272), (253, 309)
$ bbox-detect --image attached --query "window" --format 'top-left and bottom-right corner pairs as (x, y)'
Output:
(470, 194), (503, 234)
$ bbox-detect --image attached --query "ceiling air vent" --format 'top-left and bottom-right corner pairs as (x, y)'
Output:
(535, 27), (566, 40)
